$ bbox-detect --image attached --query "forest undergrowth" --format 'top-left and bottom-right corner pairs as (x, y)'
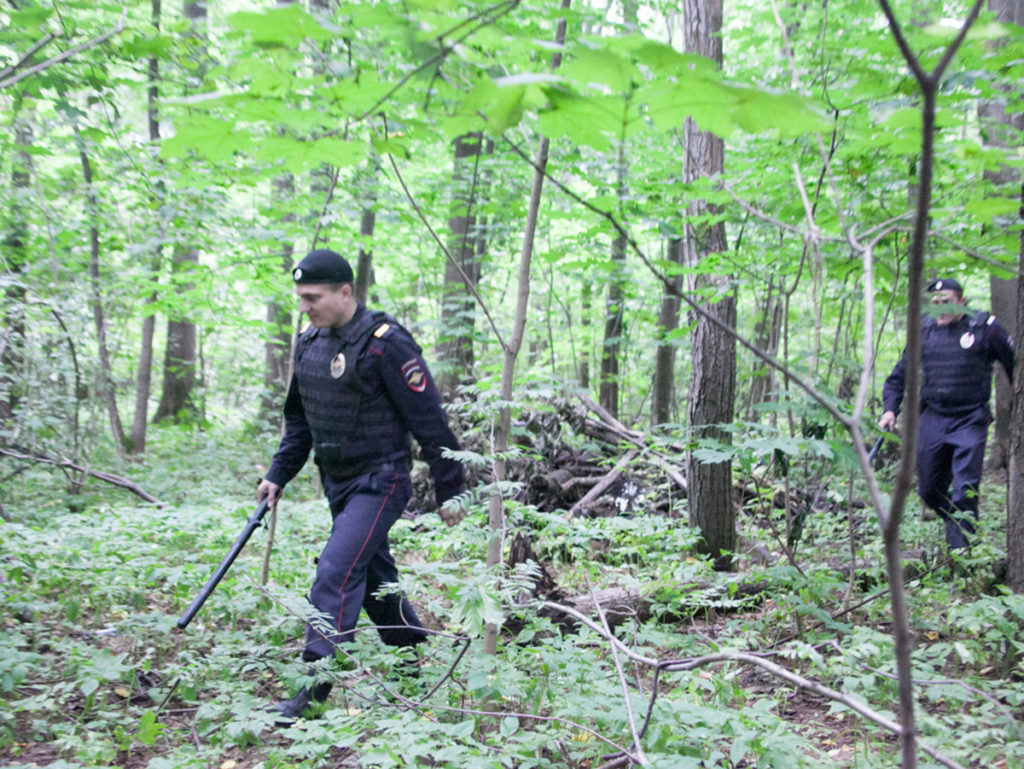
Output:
(1, 420), (1022, 769)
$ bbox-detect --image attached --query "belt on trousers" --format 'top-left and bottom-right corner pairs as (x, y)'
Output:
(322, 450), (410, 482)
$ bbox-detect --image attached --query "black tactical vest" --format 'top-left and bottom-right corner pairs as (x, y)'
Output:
(920, 312), (993, 414)
(294, 307), (411, 478)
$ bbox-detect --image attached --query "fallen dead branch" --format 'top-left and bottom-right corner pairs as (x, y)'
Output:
(546, 599), (968, 769)
(568, 449), (637, 517)
(0, 446), (163, 507)
(575, 396), (687, 492)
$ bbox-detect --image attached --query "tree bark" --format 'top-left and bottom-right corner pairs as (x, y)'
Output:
(437, 133), (492, 398)
(261, 168), (296, 418)
(683, 0), (736, 572)
(989, 274), (1016, 468)
(580, 281), (592, 389)
(75, 124), (125, 455)
(982, 0), (1024, 471)
(354, 156), (380, 305)
(1010, 215), (1024, 592)
(598, 2), (636, 420)
(153, 0), (207, 424)
(0, 113), (31, 426)
(996, 0), (1024, 595)
(599, 221), (626, 420)
(129, 0), (163, 456)
(262, 246), (294, 417)
(483, 4), (570, 656)
(153, 247), (199, 423)
(652, 238), (684, 426)
(746, 280), (783, 421)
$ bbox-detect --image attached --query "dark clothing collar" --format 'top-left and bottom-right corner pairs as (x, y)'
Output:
(325, 303), (367, 340)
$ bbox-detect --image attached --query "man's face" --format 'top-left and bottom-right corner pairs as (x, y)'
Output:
(296, 283), (355, 328)
(929, 288), (966, 325)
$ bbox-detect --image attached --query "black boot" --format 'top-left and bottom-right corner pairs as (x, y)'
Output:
(267, 680), (332, 726)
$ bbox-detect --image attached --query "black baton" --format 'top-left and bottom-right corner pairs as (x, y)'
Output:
(177, 498), (271, 630)
(867, 435), (885, 462)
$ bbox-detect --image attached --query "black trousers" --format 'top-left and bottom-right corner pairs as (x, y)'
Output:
(916, 405), (988, 550)
(303, 463), (427, 661)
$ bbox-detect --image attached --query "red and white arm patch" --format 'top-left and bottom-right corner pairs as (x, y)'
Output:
(401, 357), (428, 393)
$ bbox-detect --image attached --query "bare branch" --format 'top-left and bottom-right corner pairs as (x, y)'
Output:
(931, 232), (1024, 276)
(545, 599), (967, 769)
(353, 0), (520, 123)
(588, 577), (649, 765)
(257, 584), (636, 759)
(0, 447), (162, 506)
(0, 32), (56, 80)
(385, 152), (508, 352)
(663, 652), (966, 769)
(0, 8), (127, 91)
(722, 180), (822, 239)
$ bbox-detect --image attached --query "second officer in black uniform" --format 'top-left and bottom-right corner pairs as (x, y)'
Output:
(256, 249), (466, 722)
(878, 277), (1013, 551)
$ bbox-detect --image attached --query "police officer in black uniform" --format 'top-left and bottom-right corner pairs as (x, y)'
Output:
(256, 249), (466, 722)
(879, 277), (1014, 550)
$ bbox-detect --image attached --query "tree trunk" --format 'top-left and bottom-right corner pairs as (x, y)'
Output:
(580, 281), (592, 389)
(683, 0), (736, 572)
(262, 247), (294, 417)
(599, 225), (626, 420)
(75, 124), (125, 455)
(261, 169), (296, 418)
(982, 0), (1024, 471)
(989, 274), (1016, 468)
(1010, 213), (1024, 592)
(153, 0), (207, 424)
(0, 113), (31, 426)
(991, 0), (1024, 591)
(484, 4), (570, 656)
(485, 137), (550, 655)
(152, 247), (199, 423)
(598, 2), (636, 420)
(130, 0), (163, 456)
(437, 133), (492, 398)
(651, 238), (684, 426)
(354, 156), (380, 305)
(746, 282), (783, 421)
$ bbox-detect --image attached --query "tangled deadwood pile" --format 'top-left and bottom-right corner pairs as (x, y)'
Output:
(410, 394), (687, 519)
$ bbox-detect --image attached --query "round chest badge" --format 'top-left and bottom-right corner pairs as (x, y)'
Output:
(330, 352), (347, 379)
(960, 332), (975, 349)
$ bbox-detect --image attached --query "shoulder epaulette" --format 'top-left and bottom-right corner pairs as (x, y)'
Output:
(374, 323), (392, 338)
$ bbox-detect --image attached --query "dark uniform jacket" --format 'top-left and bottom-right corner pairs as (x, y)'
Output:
(265, 304), (465, 506)
(883, 310), (1014, 417)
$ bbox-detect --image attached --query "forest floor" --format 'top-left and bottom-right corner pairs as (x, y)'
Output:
(1, 411), (1022, 768)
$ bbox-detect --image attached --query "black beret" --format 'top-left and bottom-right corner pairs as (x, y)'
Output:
(926, 277), (962, 294)
(292, 249), (354, 284)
